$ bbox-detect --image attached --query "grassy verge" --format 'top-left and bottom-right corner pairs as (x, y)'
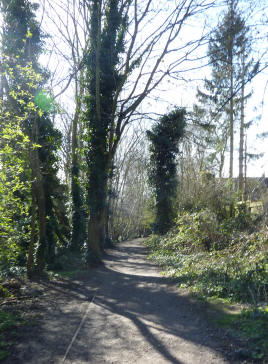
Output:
(145, 228), (268, 361)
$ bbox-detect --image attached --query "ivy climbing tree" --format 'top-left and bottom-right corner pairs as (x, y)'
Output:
(84, 0), (126, 263)
(147, 108), (186, 235)
(0, 0), (67, 276)
(83, 0), (212, 263)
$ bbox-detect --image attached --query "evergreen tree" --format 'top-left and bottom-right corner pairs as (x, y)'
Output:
(197, 0), (257, 191)
(147, 108), (186, 235)
(209, 0), (244, 180)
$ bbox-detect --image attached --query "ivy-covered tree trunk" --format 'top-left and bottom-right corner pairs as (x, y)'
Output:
(83, 0), (201, 258)
(70, 93), (86, 252)
(84, 0), (125, 264)
(27, 183), (36, 278)
(147, 108), (186, 235)
(1, 0), (46, 272)
(1, 0), (65, 274)
(86, 133), (110, 263)
(34, 177), (46, 272)
(29, 118), (47, 273)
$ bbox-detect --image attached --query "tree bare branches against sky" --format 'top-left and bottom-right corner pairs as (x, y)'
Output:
(37, 0), (268, 176)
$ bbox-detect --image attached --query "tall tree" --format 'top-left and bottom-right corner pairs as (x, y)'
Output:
(83, 0), (216, 263)
(197, 0), (257, 189)
(206, 0), (245, 179)
(147, 108), (186, 235)
(0, 0), (66, 275)
(84, 0), (125, 263)
(43, 0), (88, 252)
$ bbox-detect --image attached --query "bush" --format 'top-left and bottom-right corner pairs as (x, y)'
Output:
(216, 306), (268, 361)
(175, 209), (228, 251)
(146, 222), (268, 362)
(145, 211), (268, 303)
(177, 173), (239, 221)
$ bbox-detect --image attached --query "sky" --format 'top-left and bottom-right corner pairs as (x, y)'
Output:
(138, 0), (268, 178)
(2, 0), (266, 178)
(149, 60), (268, 178)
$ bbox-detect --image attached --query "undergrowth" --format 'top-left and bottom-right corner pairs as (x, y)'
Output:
(145, 210), (268, 361)
(48, 251), (86, 279)
(215, 306), (268, 361)
(0, 310), (22, 361)
(147, 231), (267, 303)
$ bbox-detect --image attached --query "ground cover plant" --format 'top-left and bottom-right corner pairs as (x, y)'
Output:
(145, 209), (268, 361)
(215, 306), (268, 361)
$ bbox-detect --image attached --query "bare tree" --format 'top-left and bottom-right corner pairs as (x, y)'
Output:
(42, 0), (89, 250)
(82, 0), (218, 262)
(110, 125), (150, 241)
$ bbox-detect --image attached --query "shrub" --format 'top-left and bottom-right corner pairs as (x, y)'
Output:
(177, 173), (239, 221)
(145, 211), (268, 303)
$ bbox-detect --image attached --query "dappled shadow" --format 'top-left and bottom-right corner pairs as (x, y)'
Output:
(64, 267), (226, 363)
(5, 239), (240, 363)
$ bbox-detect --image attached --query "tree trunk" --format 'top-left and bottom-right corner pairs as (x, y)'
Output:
(229, 85), (234, 217)
(0, 71), (3, 104)
(34, 149), (47, 273)
(229, 67), (234, 180)
(86, 151), (113, 263)
(219, 153), (224, 178)
(229, 0), (235, 182)
(27, 185), (36, 278)
(103, 183), (113, 249)
(228, 10), (235, 217)
(87, 208), (106, 265)
(29, 119), (47, 274)
(239, 49), (245, 197)
(244, 136), (247, 199)
(70, 100), (85, 251)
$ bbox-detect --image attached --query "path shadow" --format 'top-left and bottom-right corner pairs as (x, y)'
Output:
(5, 240), (242, 363)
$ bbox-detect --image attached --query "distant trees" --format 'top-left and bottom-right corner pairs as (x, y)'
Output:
(110, 127), (150, 241)
(147, 108), (186, 234)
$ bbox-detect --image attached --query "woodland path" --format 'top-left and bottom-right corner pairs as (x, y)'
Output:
(5, 239), (246, 364)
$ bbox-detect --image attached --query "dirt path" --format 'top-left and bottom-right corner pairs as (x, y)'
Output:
(6, 239), (246, 363)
